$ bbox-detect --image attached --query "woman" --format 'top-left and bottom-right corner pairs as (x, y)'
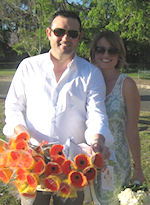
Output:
(90, 30), (145, 204)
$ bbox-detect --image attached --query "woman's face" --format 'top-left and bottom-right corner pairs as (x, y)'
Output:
(94, 37), (119, 71)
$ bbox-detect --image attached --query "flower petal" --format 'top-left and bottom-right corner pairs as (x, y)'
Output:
(74, 154), (91, 170)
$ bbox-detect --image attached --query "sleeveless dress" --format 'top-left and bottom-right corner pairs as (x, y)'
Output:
(94, 74), (131, 205)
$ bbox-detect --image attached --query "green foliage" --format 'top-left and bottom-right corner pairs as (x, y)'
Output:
(105, 0), (150, 42)
(0, 0), (57, 56)
(0, 0), (150, 67)
(77, 41), (89, 60)
(77, 0), (150, 60)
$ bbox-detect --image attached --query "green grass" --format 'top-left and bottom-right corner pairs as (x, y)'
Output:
(126, 73), (138, 78)
(0, 69), (139, 79)
(0, 69), (16, 77)
(138, 112), (150, 184)
(138, 71), (150, 80)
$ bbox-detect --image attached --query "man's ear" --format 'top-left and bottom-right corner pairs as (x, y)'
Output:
(46, 27), (51, 39)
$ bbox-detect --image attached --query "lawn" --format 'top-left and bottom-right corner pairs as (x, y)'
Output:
(0, 69), (16, 77)
(0, 68), (144, 80)
(138, 111), (150, 185)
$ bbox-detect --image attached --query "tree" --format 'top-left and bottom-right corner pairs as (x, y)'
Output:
(0, 0), (57, 56)
(0, 0), (150, 70)
(70, 0), (150, 69)
(0, 0), (84, 56)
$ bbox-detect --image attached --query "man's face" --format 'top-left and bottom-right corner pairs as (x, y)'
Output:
(46, 16), (81, 59)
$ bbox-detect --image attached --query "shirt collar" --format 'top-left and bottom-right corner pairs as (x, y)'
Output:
(49, 50), (77, 71)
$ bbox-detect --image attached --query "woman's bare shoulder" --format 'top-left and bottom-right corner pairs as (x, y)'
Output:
(123, 76), (140, 101)
(123, 76), (138, 91)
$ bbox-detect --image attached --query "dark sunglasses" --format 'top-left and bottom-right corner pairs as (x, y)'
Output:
(95, 46), (119, 55)
(51, 28), (80, 39)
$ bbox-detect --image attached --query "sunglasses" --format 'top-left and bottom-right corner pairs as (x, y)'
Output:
(95, 46), (119, 55)
(51, 28), (80, 39)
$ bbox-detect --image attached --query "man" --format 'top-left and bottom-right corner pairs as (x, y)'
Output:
(3, 10), (113, 205)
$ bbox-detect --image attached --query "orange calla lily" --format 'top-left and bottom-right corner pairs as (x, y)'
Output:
(0, 168), (13, 184)
(45, 161), (62, 176)
(15, 140), (28, 150)
(16, 167), (27, 181)
(19, 151), (35, 170)
(74, 154), (91, 170)
(44, 175), (61, 192)
(92, 153), (103, 169)
(62, 160), (75, 175)
(15, 132), (30, 142)
(68, 170), (87, 189)
(58, 180), (71, 198)
(21, 192), (36, 198)
(53, 155), (66, 165)
(0, 139), (8, 154)
(33, 159), (46, 175)
(9, 139), (28, 150)
(50, 144), (65, 159)
(14, 180), (37, 195)
(8, 150), (21, 167)
(83, 166), (96, 182)
(0, 152), (9, 168)
(0, 136), (100, 199)
(26, 173), (39, 189)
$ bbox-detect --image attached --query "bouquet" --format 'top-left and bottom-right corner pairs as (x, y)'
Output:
(118, 183), (150, 205)
(0, 132), (104, 204)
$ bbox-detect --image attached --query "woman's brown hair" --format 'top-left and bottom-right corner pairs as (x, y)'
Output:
(90, 30), (126, 69)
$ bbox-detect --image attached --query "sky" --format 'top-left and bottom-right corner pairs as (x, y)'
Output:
(68, 0), (82, 4)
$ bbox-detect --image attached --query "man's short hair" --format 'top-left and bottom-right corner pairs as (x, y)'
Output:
(50, 10), (82, 31)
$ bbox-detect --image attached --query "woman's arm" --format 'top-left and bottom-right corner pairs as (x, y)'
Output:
(123, 77), (145, 183)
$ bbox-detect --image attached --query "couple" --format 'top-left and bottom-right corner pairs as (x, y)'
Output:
(3, 10), (145, 205)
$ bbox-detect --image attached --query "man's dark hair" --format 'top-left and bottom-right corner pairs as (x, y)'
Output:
(50, 10), (82, 31)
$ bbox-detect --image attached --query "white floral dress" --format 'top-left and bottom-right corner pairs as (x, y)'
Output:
(94, 74), (131, 205)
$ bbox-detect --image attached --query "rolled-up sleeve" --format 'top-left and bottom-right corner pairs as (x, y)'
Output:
(3, 61), (27, 137)
(85, 67), (114, 147)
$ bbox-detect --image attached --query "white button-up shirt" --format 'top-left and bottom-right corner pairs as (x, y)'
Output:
(3, 52), (113, 146)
